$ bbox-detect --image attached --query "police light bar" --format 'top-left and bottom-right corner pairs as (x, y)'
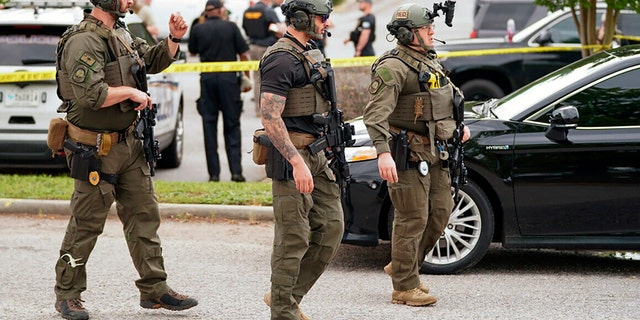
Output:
(4, 0), (93, 8)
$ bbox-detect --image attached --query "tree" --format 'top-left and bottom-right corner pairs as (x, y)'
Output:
(535, 0), (640, 57)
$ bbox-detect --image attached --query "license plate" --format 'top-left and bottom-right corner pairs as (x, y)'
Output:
(7, 90), (39, 107)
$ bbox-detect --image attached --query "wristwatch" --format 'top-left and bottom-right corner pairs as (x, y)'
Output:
(168, 34), (181, 43)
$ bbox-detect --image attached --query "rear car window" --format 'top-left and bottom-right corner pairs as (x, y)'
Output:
(0, 26), (68, 66)
(478, 3), (539, 30)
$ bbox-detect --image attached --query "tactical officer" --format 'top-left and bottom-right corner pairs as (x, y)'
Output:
(242, 0), (283, 114)
(258, 0), (343, 318)
(52, 1), (197, 319)
(362, 3), (470, 307)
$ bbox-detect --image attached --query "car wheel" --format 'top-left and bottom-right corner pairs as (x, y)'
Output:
(157, 104), (184, 168)
(460, 79), (505, 101)
(420, 180), (494, 274)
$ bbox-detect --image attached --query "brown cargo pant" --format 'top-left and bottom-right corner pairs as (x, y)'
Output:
(54, 134), (169, 301)
(388, 154), (452, 291)
(269, 149), (344, 320)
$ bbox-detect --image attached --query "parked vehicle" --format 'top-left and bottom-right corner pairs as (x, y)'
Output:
(341, 44), (640, 274)
(0, 1), (184, 169)
(437, 4), (640, 101)
(471, 0), (548, 38)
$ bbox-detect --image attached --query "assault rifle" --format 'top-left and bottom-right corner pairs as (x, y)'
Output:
(308, 58), (355, 196)
(131, 59), (161, 176)
(135, 104), (161, 176)
(449, 90), (467, 201)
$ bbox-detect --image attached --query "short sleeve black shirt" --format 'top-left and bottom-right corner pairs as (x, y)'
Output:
(188, 17), (249, 62)
(260, 36), (324, 136)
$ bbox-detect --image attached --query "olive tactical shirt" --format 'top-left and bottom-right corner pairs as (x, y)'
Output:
(60, 14), (178, 132)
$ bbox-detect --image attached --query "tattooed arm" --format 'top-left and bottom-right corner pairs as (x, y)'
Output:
(261, 92), (314, 194)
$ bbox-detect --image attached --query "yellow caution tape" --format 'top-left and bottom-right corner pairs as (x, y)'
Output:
(614, 34), (640, 42)
(0, 70), (57, 83)
(162, 56), (378, 73)
(0, 40), (635, 83)
(164, 60), (259, 73)
(438, 45), (607, 58)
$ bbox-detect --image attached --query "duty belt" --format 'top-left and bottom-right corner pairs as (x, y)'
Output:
(67, 122), (134, 147)
(67, 121), (136, 156)
(389, 126), (430, 145)
(288, 131), (318, 150)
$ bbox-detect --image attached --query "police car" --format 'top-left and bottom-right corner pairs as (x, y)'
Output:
(0, 0), (184, 169)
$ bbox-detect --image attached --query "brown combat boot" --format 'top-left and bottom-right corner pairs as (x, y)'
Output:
(392, 288), (438, 307)
(383, 262), (430, 293)
(263, 292), (310, 320)
(55, 298), (89, 320)
(140, 289), (198, 311)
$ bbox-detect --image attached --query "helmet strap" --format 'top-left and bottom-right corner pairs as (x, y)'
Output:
(306, 14), (323, 40)
(407, 28), (431, 52)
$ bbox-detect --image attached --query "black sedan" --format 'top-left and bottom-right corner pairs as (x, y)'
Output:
(436, 5), (640, 101)
(341, 44), (640, 274)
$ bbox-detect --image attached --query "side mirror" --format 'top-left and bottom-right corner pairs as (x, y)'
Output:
(545, 106), (579, 143)
(536, 30), (552, 46)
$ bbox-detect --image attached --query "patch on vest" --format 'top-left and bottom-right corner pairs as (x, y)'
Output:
(79, 53), (96, 67)
(369, 78), (383, 95)
(71, 65), (88, 83)
(377, 66), (394, 83)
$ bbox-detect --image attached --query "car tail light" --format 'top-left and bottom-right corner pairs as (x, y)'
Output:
(470, 29), (478, 38)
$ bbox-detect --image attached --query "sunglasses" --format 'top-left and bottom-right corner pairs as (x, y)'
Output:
(320, 14), (330, 23)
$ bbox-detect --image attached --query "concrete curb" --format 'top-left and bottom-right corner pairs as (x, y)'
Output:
(0, 198), (274, 221)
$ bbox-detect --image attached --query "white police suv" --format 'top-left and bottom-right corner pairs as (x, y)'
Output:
(0, 0), (184, 169)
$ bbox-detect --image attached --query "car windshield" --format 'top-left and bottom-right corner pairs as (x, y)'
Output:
(0, 26), (68, 66)
(492, 48), (623, 119)
(0, 22), (153, 66)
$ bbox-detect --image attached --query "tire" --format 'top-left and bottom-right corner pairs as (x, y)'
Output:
(420, 180), (494, 274)
(460, 79), (505, 101)
(157, 104), (184, 169)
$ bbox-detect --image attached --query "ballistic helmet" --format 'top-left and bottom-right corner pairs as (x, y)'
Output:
(281, 0), (332, 38)
(386, 3), (433, 46)
(387, 3), (433, 32)
(90, 0), (126, 18)
(281, 0), (332, 16)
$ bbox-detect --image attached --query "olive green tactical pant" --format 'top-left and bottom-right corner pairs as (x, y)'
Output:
(270, 150), (344, 320)
(55, 134), (169, 301)
(388, 160), (452, 291)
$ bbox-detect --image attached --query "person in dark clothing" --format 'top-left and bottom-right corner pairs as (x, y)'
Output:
(189, 0), (251, 182)
(343, 0), (375, 57)
(242, 0), (282, 114)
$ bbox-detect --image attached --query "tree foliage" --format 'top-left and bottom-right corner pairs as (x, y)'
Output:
(535, 0), (640, 56)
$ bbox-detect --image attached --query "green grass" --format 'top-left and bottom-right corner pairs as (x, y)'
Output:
(0, 174), (272, 206)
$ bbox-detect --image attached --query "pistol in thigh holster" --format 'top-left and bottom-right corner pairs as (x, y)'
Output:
(64, 139), (103, 185)
(390, 129), (409, 171)
(266, 145), (293, 181)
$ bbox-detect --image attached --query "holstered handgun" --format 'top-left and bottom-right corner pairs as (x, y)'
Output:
(266, 145), (293, 181)
(390, 129), (409, 170)
(64, 139), (102, 185)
